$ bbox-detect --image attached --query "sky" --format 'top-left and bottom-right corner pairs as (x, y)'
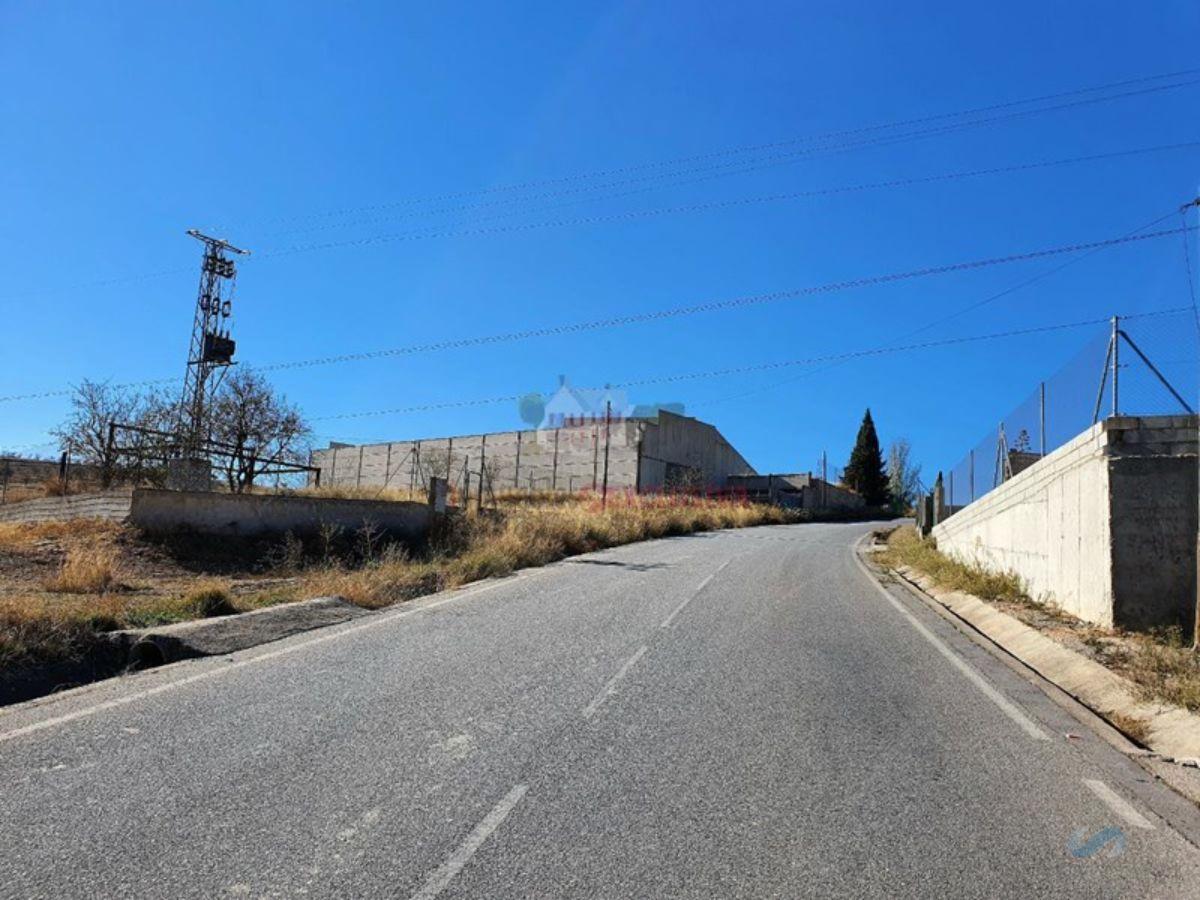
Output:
(1, 0), (1198, 482)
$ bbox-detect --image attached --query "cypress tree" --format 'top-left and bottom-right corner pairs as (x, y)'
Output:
(843, 409), (890, 506)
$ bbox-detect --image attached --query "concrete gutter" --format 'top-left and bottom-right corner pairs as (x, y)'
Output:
(874, 554), (1200, 763)
(122, 597), (370, 669)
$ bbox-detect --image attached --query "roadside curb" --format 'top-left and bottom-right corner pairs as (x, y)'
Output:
(122, 596), (370, 669)
(861, 542), (1200, 763)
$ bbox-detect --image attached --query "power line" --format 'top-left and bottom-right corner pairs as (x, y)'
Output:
(311, 306), (1192, 425)
(11, 91), (1199, 303)
(694, 207), (1191, 411)
(3, 224), (1194, 406)
(1181, 200), (1200, 338)
(247, 225), (1200, 364)
(257, 139), (1200, 244)
(249, 67), (1200, 228)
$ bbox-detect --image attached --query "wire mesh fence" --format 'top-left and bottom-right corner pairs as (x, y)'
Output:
(943, 307), (1198, 510)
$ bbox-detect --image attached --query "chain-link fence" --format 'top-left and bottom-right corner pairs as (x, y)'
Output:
(942, 307), (1198, 511)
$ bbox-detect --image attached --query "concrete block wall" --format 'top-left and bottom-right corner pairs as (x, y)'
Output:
(932, 416), (1198, 631)
(637, 411), (755, 492)
(314, 421), (643, 495)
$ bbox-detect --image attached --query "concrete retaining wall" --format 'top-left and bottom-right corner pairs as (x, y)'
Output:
(0, 487), (430, 541)
(932, 416), (1197, 631)
(129, 489), (430, 539)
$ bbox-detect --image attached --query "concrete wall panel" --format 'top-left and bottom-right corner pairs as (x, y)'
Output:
(933, 416), (1198, 631)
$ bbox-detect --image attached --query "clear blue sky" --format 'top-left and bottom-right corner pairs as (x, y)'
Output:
(2, 1), (1198, 480)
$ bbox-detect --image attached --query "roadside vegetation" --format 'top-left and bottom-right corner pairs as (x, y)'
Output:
(879, 525), (1200, 715)
(1, 492), (801, 670)
(304, 492), (794, 607)
(878, 525), (1026, 603)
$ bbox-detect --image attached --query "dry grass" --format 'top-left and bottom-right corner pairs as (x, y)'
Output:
(42, 541), (125, 594)
(1114, 627), (1200, 712)
(305, 494), (792, 609)
(0, 518), (122, 553)
(293, 484), (426, 503)
(1, 579), (258, 667)
(1109, 711), (1152, 744)
(878, 526), (1026, 603)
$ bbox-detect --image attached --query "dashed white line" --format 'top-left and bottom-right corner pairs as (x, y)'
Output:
(0, 575), (534, 745)
(409, 783), (529, 900)
(660, 560), (730, 628)
(852, 542), (1049, 742)
(1083, 778), (1155, 830)
(582, 645), (648, 718)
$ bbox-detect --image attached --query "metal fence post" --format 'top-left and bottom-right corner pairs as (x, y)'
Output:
(552, 429), (560, 491)
(1111, 315), (1120, 417)
(514, 431), (522, 489)
(462, 456), (470, 509)
(969, 449), (975, 502)
(602, 401), (612, 510)
(1039, 381), (1046, 458)
(478, 436), (487, 512)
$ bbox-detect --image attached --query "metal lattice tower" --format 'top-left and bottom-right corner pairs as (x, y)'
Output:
(177, 230), (250, 455)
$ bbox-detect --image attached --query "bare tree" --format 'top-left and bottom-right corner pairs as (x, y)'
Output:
(52, 380), (174, 487)
(887, 438), (922, 513)
(209, 370), (311, 493)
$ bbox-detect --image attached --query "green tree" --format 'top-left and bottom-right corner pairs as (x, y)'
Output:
(843, 409), (890, 506)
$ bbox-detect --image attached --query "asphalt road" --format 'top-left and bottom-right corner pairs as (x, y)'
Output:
(3, 521), (1200, 898)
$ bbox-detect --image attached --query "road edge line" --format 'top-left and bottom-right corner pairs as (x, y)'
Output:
(850, 535), (1049, 741)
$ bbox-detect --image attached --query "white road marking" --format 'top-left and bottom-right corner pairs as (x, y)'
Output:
(410, 783), (529, 900)
(852, 542), (1049, 741)
(660, 560), (730, 628)
(0, 575), (534, 745)
(582, 645), (648, 718)
(1083, 778), (1155, 830)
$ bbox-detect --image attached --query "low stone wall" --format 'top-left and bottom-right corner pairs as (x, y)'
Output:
(0, 491), (134, 524)
(128, 489), (430, 539)
(932, 416), (1197, 631)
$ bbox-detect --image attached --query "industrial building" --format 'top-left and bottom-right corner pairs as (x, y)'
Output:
(310, 409), (757, 495)
(725, 473), (865, 511)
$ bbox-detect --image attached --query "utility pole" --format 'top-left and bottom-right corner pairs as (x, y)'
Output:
(601, 401), (612, 510)
(177, 230), (248, 458)
(821, 450), (827, 509)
